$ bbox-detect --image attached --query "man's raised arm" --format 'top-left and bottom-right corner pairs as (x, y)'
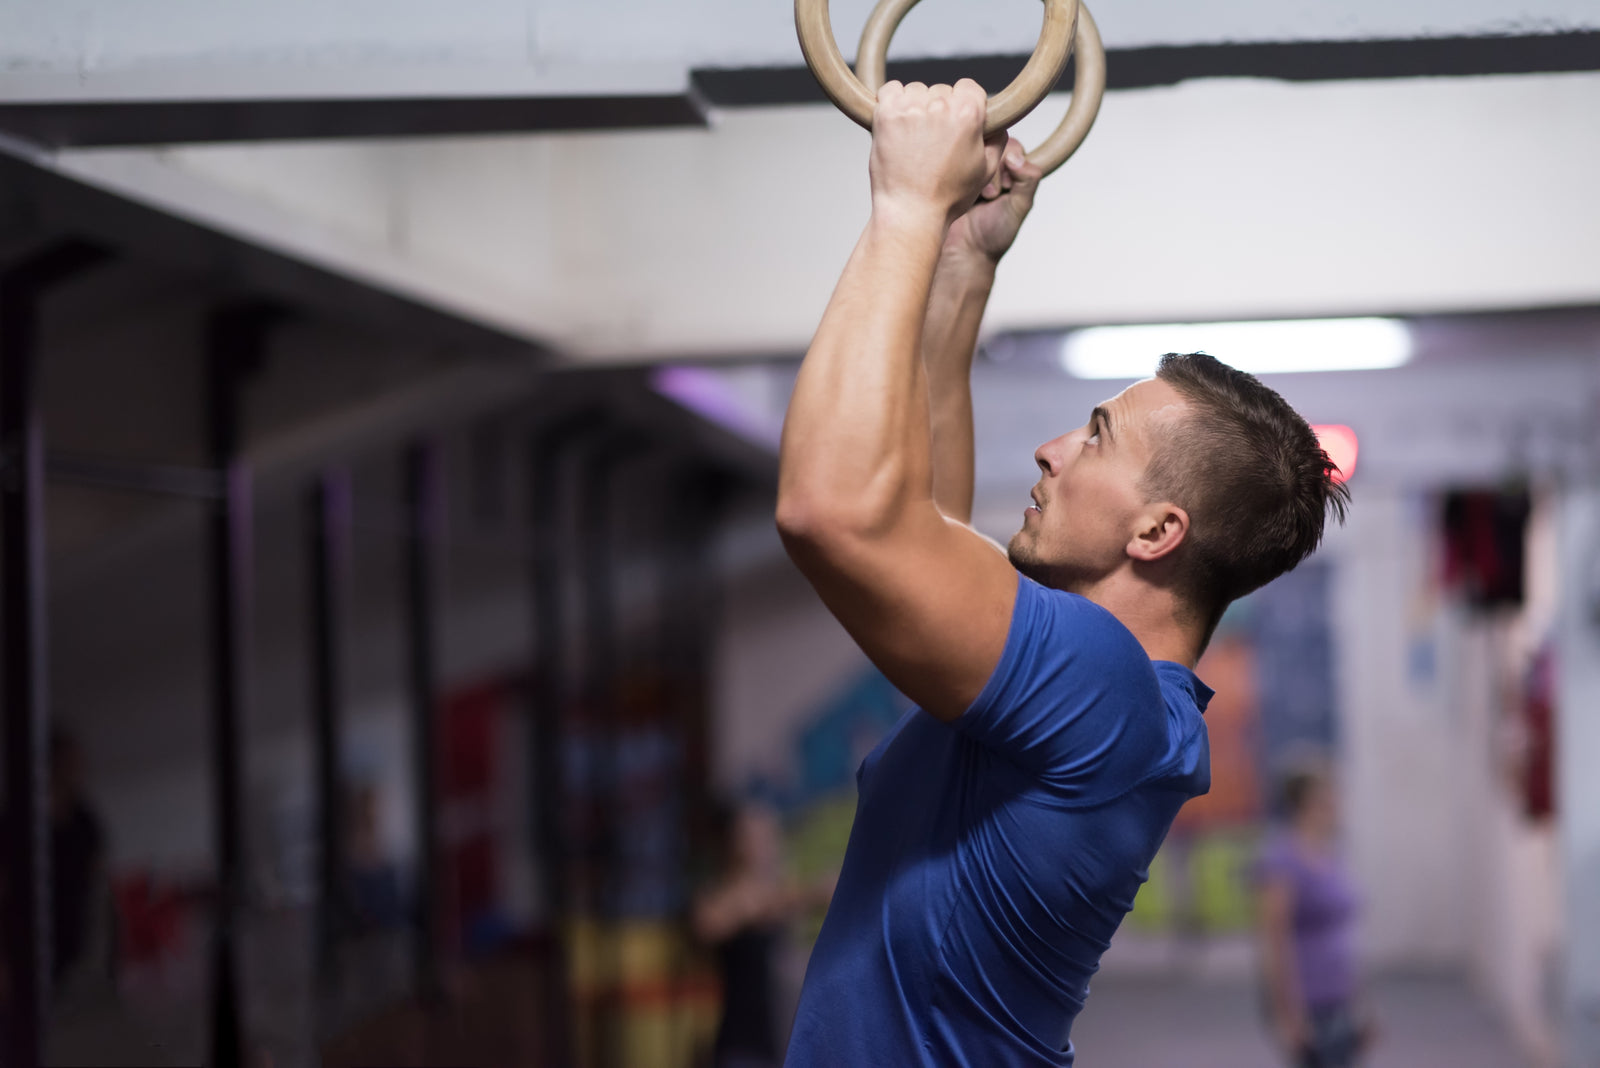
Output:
(775, 81), (1021, 722)
(922, 137), (1043, 523)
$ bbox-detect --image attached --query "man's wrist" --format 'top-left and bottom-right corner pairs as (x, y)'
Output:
(869, 195), (953, 242)
(937, 242), (1000, 290)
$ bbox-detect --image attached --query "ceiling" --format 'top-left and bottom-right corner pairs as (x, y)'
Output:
(2, 1), (1598, 365)
(3, 0), (1598, 91)
(35, 68), (1600, 363)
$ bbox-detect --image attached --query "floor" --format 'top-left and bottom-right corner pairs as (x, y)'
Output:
(47, 935), (1533, 1067)
(1070, 974), (1530, 1068)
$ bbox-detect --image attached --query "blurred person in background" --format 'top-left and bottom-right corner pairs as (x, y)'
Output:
(0, 729), (117, 1052)
(692, 800), (834, 1068)
(46, 728), (115, 1005)
(1257, 756), (1375, 1068)
(346, 782), (407, 933)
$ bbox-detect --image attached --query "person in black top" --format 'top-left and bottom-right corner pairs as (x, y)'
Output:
(48, 729), (111, 993)
(692, 801), (834, 1068)
(0, 729), (113, 1029)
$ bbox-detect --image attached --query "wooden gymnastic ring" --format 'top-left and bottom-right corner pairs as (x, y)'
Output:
(855, 0), (1106, 176)
(795, 0), (1079, 138)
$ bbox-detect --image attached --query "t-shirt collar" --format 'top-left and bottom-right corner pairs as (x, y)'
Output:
(1152, 660), (1215, 714)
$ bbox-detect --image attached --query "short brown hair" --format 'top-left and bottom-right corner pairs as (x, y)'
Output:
(1143, 353), (1349, 639)
(1274, 750), (1334, 819)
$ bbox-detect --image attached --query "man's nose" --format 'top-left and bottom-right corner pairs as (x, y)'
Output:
(1034, 436), (1065, 475)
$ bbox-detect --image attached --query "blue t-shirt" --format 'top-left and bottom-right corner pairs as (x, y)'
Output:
(785, 574), (1212, 1066)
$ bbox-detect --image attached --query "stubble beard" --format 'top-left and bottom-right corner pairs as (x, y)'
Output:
(1007, 526), (1089, 594)
(1006, 528), (1049, 584)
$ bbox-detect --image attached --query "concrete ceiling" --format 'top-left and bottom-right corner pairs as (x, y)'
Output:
(3, 0), (1598, 97)
(41, 69), (1600, 362)
(5, 1), (1599, 365)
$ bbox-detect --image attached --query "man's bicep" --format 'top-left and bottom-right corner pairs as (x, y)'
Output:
(785, 510), (1017, 722)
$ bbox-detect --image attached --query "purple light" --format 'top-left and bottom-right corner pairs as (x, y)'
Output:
(651, 366), (781, 448)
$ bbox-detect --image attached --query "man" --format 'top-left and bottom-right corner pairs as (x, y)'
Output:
(775, 80), (1349, 1066)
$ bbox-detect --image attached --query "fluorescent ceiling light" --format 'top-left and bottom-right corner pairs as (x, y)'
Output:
(1059, 317), (1412, 379)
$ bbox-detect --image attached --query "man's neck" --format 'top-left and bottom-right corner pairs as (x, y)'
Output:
(1074, 573), (1204, 668)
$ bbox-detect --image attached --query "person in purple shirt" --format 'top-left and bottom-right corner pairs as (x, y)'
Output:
(776, 79), (1349, 1064)
(1258, 759), (1376, 1067)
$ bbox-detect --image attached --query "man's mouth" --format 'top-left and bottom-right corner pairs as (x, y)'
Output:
(1026, 490), (1043, 516)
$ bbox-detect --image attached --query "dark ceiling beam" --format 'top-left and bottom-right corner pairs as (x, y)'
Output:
(692, 30), (1600, 107)
(0, 91), (708, 149)
(0, 141), (547, 357)
(6, 31), (1593, 149)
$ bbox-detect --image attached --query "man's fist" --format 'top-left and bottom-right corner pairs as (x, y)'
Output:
(945, 136), (1044, 266)
(869, 79), (1005, 226)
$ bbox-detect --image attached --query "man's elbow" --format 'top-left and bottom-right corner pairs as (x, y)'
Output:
(774, 490), (894, 556)
(775, 494), (837, 557)
(774, 490), (820, 542)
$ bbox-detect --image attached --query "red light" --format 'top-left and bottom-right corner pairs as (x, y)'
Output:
(1313, 424), (1359, 484)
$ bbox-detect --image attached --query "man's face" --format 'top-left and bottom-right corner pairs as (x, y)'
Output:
(1007, 377), (1190, 592)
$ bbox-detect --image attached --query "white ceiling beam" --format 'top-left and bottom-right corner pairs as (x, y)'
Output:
(45, 71), (1600, 363)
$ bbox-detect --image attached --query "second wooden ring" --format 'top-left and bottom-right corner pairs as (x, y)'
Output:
(795, 0), (1079, 138)
(855, 0), (1107, 176)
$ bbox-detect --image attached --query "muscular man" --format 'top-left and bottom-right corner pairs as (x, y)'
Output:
(775, 80), (1349, 1066)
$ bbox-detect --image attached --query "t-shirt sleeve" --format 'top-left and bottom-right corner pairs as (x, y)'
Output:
(955, 573), (1170, 803)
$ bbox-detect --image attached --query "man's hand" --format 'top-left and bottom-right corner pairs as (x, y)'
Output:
(945, 136), (1044, 266)
(870, 80), (1005, 227)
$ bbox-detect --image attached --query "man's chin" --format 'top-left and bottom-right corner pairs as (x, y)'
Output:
(1005, 533), (1037, 576)
(1008, 535), (1069, 589)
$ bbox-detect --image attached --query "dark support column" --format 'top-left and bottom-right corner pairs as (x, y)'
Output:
(661, 467), (720, 894)
(308, 470), (351, 985)
(575, 431), (648, 1068)
(577, 443), (617, 891)
(204, 302), (276, 1068)
(527, 424), (580, 1068)
(527, 441), (565, 921)
(403, 440), (443, 1002)
(575, 440), (616, 1068)
(643, 459), (707, 1025)
(0, 240), (104, 1068)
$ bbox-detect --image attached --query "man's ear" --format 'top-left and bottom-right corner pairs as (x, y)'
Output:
(1127, 503), (1189, 563)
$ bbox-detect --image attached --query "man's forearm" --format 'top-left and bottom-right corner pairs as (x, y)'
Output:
(922, 251), (996, 524)
(778, 202), (948, 536)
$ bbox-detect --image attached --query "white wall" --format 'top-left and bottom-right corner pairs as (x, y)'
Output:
(1291, 479), (1568, 1063)
(1315, 469), (1582, 1067)
(1331, 488), (1471, 969)
(1452, 608), (1562, 1064)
